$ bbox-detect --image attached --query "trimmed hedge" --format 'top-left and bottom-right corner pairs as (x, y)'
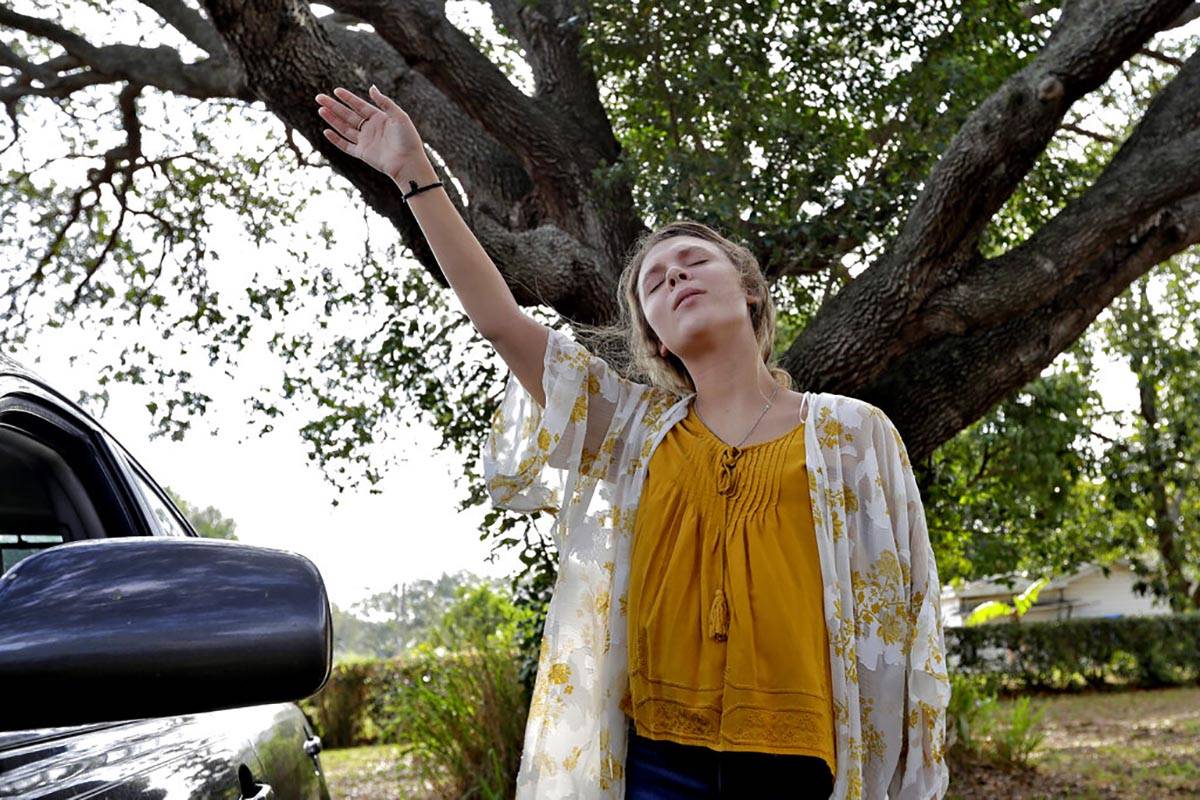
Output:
(305, 614), (1200, 748)
(945, 612), (1200, 692)
(300, 658), (409, 748)
(301, 648), (523, 749)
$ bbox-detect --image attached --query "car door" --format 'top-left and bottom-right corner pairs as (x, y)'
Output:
(114, 451), (330, 800)
(0, 712), (272, 800)
(0, 382), (314, 798)
(240, 704), (330, 800)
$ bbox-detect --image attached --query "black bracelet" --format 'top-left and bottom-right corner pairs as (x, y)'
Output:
(401, 179), (444, 202)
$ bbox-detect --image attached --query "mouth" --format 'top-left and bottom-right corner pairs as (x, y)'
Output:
(673, 288), (705, 311)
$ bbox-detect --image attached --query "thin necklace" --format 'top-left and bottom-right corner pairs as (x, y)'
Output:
(695, 381), (783, 451)
(695, 381), (783, 497)
(696, 380), (784, 642)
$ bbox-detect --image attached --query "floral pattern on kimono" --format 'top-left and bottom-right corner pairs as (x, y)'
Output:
(482, 327), (950, 799)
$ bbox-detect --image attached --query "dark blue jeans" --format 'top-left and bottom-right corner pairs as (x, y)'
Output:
(624, 720), (834, 799)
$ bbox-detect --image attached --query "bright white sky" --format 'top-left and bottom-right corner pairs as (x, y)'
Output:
(4, 2), (535, 610)
(27, 325), (526, 610)
(5, 4), (1193, 610)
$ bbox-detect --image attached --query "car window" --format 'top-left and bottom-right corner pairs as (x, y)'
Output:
(128, 469), (191, 537)
(0, 421), (107, 575)
(1, 533), (66, 575)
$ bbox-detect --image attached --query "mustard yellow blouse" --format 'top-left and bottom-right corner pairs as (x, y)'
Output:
(622, 402), (836, 776)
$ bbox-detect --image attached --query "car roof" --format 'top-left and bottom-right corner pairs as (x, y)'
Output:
(0, 351), (107, 435)
(0, 350), (45, 383)
(0, 350), (200, 537)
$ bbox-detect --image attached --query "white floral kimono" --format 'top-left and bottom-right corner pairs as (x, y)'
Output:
(482, 327), (950, 799)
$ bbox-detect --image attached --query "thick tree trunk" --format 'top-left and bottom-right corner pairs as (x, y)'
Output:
(195, 0), (1200, 464)
(4, 0), (1198, 465)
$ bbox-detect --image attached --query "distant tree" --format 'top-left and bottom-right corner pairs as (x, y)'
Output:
(328, 602), (383, 661)
(165, 487), (237, 540)
(343, 569), (493, 658)
(436, 582), (528, 644)
(1098, 261), (1200, 610)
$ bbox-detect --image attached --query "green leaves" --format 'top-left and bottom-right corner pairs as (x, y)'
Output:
(923, 346), (1113, 584)
(1012, 576), (1049, 617)
(583, 0), (1045, 250)
(964, 576), (1050, 626)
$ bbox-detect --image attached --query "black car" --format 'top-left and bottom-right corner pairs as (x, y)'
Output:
(0, 353), (334, 799)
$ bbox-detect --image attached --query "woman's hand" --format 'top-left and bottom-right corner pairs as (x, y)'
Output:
(314, 85), (425, 183)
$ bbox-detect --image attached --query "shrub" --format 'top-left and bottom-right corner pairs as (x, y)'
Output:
(947, 671), (1048, 769)
(946, 672), (998, 755)
(377, 591), (533, 799)
(300, 658), (376, 749)
(945, 612), (1200, 692)
(991, 696), (1047, 768)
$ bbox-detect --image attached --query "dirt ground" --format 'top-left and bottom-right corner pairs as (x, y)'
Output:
(948, 686), (1200, 799)
(322, 686), (1200, 799)
(320, 744), (415, 799)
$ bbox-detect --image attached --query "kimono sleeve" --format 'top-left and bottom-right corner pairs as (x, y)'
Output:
(481, 326), (649, 514)
(878, 413), (951, 800)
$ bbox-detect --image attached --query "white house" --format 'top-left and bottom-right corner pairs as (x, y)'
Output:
(941, 560), (1171, 628)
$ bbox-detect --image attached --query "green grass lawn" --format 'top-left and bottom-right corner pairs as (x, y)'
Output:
(321, 687), (1200, 799)
(321, 744), (415, 800)
(949, 686), (1200, 799)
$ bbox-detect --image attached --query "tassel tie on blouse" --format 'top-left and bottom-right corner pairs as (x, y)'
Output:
(708, 443), (742, 641)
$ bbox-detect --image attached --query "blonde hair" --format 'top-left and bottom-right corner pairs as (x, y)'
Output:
(575, 220), (792, 396)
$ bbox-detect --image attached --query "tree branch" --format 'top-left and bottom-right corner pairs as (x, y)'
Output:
(0, 52), (115, 150)
(921, 131), (1200, 337)
(1163, 1), (1200, 28)
(0, 4), (249, 99)
(135, 0), (226, 56)
(321, 0), (595, 217)
(869, 190), (1200, 464)
(313, 10), (367, 27)
(1059, 121), (1118, 143)
(1138, 46), (1186, 67)
(898, 0), (1194, 279)
(485, 0), (619, 158)
(197, 0), (622, 323)
(782, 0), (1196, 394)
(3, 82), (150, 321)
(917, 45), (1200, 337)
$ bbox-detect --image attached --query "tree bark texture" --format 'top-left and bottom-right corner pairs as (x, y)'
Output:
(4, 0), (1199, 464)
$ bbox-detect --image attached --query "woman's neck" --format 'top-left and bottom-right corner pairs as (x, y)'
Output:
(683, 336), (799, 443)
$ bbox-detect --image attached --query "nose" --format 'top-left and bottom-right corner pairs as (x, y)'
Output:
(666, 264), (690, 287)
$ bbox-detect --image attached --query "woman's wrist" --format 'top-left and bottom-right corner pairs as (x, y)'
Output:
(391, 156), (440, 194)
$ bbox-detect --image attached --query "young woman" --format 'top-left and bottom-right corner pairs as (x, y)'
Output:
(315, 85), (949, 800)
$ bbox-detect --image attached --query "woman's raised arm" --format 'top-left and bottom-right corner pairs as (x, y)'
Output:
(314, 85), (550, 407)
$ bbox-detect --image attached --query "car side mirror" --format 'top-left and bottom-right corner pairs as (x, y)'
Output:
(0, 537), (332, 730)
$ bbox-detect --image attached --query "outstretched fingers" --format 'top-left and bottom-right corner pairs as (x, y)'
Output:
(332, 86), (379, 121)
(316, 93), (359, 128)
(368, 84), (404, 116)
(322, 127), (354, 154)
(315, 108), (353, 141)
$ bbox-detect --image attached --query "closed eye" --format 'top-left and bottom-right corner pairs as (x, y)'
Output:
(648, 260), (706, 293)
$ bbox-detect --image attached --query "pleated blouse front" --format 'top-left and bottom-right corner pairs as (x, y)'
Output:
(622, 400), (836, 776)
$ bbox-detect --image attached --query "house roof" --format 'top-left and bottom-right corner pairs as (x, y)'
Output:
(941, 560), (1133, 600)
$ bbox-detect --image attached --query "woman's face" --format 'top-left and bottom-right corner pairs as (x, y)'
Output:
(636, 235), (757, 358)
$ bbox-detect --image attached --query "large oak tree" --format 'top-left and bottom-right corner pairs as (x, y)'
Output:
(2, 1), (1199, 610)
